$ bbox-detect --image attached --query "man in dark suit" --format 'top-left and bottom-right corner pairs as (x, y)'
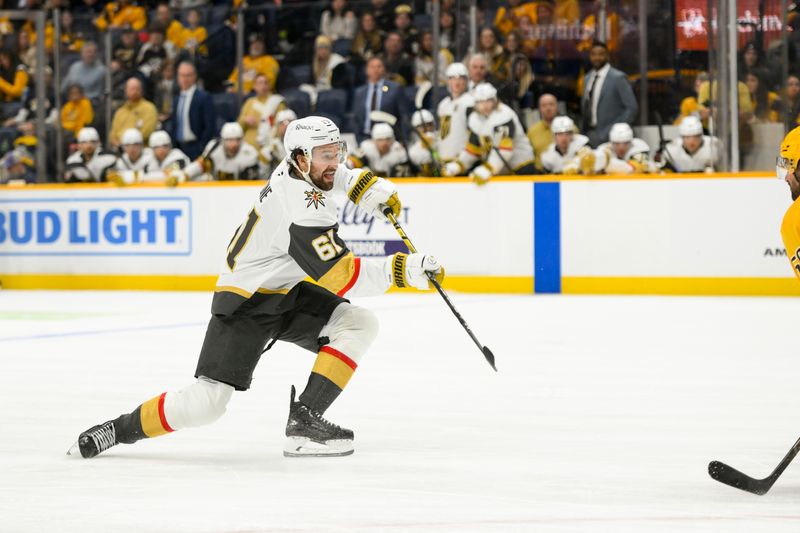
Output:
(580, 41), (638, 147)
(353, 57), (409, 143)
(170, 61), (217, 160)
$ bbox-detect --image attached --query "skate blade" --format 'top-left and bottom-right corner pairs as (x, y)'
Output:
(283, 436), (354, 457)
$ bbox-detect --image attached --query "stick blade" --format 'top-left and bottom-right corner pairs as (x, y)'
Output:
(708, 460), (771, 495)
(482, 346), (497, 372)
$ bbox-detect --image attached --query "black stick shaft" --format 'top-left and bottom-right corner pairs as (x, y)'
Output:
(385, 210), (497, 371)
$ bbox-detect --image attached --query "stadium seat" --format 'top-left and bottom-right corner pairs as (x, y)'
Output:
(332, 38), (353, 58)
(282, 88), (311, 118)
(316, 89), (347, 124)
(289, 64), (312, 86)
(413, 13), (432, 29)
(212, 92), (239, 124)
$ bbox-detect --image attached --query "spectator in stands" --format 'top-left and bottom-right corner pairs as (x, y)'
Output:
(439, 10), (457, 55)
(110, 77), (158, 148)
(180, 8), (207, 55)
(746, 69), (781, 123)
(592, 122), (655, 175)
(527, 93), (559, 170)
(393, 4), (418, 56)
(353, 56), (408, 143)
(0, 143), (35, 184)
(113, 27), (141, 77)
(696, 72), (754, 127)
(503, 32), (534, 110)
(370, 0), (394, 33)
(170, 61), (216, 160)
(662, 115), (721, 173)
(436, 62), (474, 163)
(494, 0), (538, 36)
(739, 42), (771, 86)
(137, 25), (175, 79)
(95, 0), (147, 32)
(155, 3), (184, 50)
(0, 49), (28, 117)
(580, 41), (638, 147)
(312, 35), (346, 91)
(153, 58), (176, 124)
(443, 83), (535, 183)
(674, 72), (710, 126)
(351, 12), (384, 65)
(320, 0), (357, 42)
(466, 53), (497, 92)
(414, 30), (452, 86)
(554, 0), (580, 24)
(61, 41), (106, 104)
(474, 27), (510, 83)
(260, 108), (296, 172)
(228, 36), (280, 94)
(64, 127), (118, 182)
(541, 115), (592, 174)
(577, 0), (620, 54)
(782, 74), (800, 127)
(3, 66), (55, 135)
(16, 30), (36, 72)
(349, 122), (409, 177)
(381, 32), (414, 86)
(183, 122), (262, 181)
(60, 83), (94, 138)
(238, 73), (287, 149)
(59, 10), (85, 53)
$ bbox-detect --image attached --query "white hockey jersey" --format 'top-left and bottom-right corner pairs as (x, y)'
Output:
(112, 148), (157, 184)
(212, 161), (393, 316)
(408, 132), (441, 176)
(454, 103), (534, 175)
(540, 134), (590, 174)
(252, 94), (288, 146)
(350, 139), (409, 177)
(436, 92), (475, 160)
(141, 148), (192, 181)
(662, 136), (723, 173)
(64, 147), (118, 182)
(186, 139), (262, 181)
(594, 138), (654, 174)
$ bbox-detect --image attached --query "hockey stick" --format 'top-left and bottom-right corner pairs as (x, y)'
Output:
(708, 436), (800, 495)
(383, 208), (497, 371)
(654, 111), (678, 171)
(413, 82), (442, 176)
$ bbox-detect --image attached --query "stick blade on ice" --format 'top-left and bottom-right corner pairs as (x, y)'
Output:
(708, 460), (771, 495)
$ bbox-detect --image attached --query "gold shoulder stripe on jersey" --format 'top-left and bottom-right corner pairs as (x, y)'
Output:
(347, 170), (377, 204)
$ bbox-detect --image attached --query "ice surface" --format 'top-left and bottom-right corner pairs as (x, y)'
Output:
(2, 290), (800, 532)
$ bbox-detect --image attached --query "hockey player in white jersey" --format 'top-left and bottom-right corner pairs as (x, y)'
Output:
(106, 128), (156, 185)
(64, 127), (117, 183)
(69, 116), (444, 459)
(260, 109), (297, 172)
(349, 122), (410, 177)
(443, 82), (536, 183)
(142, 130), (191, 185)
(662, 115), (722, 173)
(184, 122), (262, 181)
(436, 62), (475, 162)
(408, 109), (441, 176)
(592, 123), (656, 175)
(540, 116), (592, 174)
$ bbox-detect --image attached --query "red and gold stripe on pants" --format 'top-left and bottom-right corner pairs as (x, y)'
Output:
(140, 392), (175, 438)
(311, 346), (357, 390)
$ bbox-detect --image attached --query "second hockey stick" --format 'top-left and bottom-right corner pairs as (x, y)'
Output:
(708, 436), (800, 495)
(383, 208), (497, 371)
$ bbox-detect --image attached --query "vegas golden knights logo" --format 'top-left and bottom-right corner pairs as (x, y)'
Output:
(440, 116), (451, 140)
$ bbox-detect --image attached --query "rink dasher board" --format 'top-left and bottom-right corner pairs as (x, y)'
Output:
(0, 175), (798, 296)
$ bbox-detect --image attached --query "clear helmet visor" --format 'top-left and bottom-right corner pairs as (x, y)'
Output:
(311, 140), (347, 165)
(777, 156), (793, 181)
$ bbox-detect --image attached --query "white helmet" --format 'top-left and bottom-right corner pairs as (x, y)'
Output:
(411, 109), (435, 128)
(275, 109), (297, 124)
(609, 123), (633, 143)
(77, 127), (100, 143)
(148, 130), (172, 148)
(679, 115), (703, 137)
(551, 116), (575, 134)
(473, 82), (497, 102)
(283, 116), (346, 181)
(220, 122), (244, 140)
(445, 62), (468, 78)
(121, 128), (143, 146)
(371, 122), (395, 140)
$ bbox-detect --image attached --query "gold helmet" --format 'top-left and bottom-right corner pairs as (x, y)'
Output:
(777, 126), (800, 181)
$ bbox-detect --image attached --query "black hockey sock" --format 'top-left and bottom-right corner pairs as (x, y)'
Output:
(299, 346), (357, 414)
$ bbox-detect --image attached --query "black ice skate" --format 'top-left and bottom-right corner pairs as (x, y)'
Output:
(284, 385), (354, 457)
(67, 421), (118, 458)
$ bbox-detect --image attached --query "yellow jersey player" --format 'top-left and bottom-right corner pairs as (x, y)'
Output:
(778, 126), (800, 278)
(68, 116), (444, 458)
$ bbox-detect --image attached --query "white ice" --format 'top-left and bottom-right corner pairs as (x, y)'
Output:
(2, 289), (800, 532)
